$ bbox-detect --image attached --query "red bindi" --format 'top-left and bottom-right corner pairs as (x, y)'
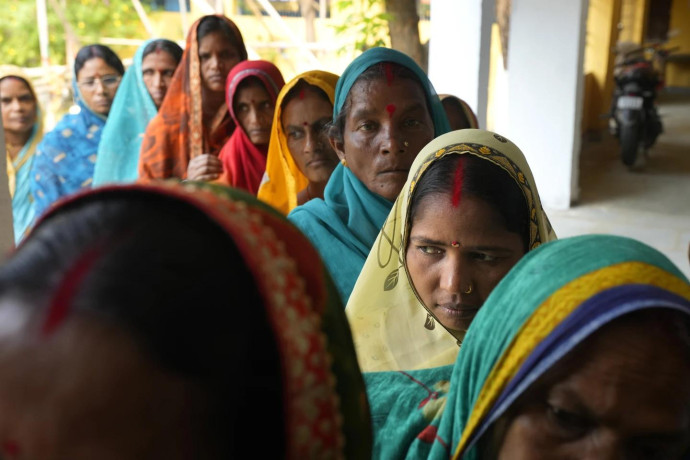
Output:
(451, 159), (465, 208)
(298, 89), (306, 100)
(384, 62), (394, 86)
(385, 103), (396, 118)
(303, 122), (308, 126)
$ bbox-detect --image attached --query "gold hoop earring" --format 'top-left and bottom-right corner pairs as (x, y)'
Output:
(464, 284), (473, 295)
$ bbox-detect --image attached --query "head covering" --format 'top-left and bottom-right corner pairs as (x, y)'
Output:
(20, 180), (373, 458)
(93, 39), (161, 186)
(333, 47), (450, 136)
(346, 129), (557, 372)
(0, 66), (43, 243)
(138, 15), (247, 180)
(439, 94), (479, 129)
(217, 60), (285, 194)
(364, 235), (690, 459)
(257, 70), (339, 214)
(288, 47), (451, 306)
(30, 63), (113, 217)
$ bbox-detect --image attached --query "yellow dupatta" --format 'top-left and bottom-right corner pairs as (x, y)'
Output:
(257, 71), (339, 215)
(346, 129), (556, 372)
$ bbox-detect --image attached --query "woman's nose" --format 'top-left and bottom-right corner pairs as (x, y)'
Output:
(439, 257), (465, 294)
(379, 123), (404, 154)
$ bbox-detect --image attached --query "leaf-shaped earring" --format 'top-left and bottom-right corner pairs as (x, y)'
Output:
(424, 313), (435, 330)
(383, 268), (399, 291)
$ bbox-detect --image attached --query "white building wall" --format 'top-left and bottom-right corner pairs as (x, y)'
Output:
(497, 0), (588, 209)
(428, 0), (494, 128)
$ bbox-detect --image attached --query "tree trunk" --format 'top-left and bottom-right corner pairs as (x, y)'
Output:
(384, 0), (425, 71)
(299, 0), (317, 42)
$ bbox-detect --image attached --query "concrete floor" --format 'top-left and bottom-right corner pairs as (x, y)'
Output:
(545, 92), (690, 277)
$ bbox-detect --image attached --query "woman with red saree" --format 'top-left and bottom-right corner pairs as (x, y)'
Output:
(138, 15), (247, 180)
(187, 60), (285, 195)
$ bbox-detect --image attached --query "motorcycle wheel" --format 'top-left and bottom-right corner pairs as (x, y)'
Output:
(620, 123), (641, 167)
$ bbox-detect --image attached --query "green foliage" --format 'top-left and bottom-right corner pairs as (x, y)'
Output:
(333, 0), (390, 54)
(0, 0), (146, 67)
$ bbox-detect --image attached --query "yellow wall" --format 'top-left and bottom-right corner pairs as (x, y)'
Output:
(582, 0), (622, 132)
(619, 0), (648, 43)
(666, 0), (690, 88)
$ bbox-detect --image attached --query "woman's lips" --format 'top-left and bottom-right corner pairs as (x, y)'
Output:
(437, 303), (480, 319)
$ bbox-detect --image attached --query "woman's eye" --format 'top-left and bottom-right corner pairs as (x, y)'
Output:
(287, 130), (303, 140)
(262, 102), (273, 111)
(546, 404), (590, 438)
(418, 246), (443, 255)
(403, 118), (421, 128)
(358, 121), (376, 131)
(472, 252), (497, 262)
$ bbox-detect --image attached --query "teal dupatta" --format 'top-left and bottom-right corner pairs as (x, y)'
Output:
(93, 40), (158, 186)
(9, 122), (41, 243)
(288, 163), (392, 304)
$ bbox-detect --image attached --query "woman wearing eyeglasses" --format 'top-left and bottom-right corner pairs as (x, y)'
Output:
(30, 44), (124, 217)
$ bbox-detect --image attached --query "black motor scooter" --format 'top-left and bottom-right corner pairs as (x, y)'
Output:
(608, 43), (669, 168)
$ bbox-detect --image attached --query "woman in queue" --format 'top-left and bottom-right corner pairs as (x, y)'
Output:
(0, 66), (42, 243)
(30, 44), (124, 216)
(139, 15), (247, 180)
(257, 70), (340, 214)
(186, 60), (285, 194)
(288, 47), (450, 305)
(439, 94), (478, 130)
(365, 234), (690, 459)
(0, 181), (371, 458)
(347, 129), (556, 371)
(93, 39), (183, 186)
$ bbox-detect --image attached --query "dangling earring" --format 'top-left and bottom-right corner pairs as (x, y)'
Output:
(424, 313), (435, 330)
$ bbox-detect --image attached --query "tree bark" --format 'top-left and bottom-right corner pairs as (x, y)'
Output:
(384, 0), (425, 71)
(299, 0), (317, 42)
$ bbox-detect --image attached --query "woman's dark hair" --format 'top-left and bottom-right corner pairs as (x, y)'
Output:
(0, 193), (284, 455)
(442, 97), (473, 130)
(280, 80), (331, 111)
(74, 44), (125, 78)
(142, 38), (183, 65)
(197, 16), (245, 58)
(409, 154), (530, 252)
(328, 61), (430, 143)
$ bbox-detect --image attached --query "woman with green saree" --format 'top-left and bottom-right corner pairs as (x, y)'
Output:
(365, 234), (690, 459)
(0, 181), (371, 458)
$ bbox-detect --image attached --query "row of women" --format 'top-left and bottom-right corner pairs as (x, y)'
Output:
(1, 13), (689, 459)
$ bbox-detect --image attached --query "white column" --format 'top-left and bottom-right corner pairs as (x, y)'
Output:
(499, 0), (588, 209)
(428, 0), (494, 128)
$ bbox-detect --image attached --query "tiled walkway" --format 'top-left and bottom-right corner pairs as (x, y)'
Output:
(545, 92), (690, 277)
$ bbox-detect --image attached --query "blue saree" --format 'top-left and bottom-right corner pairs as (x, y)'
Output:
(93, 40), (158, 186)
(31, 80), (107, 216)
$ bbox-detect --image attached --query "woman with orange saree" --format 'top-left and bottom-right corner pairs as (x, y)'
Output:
(138, 15), (247, 180)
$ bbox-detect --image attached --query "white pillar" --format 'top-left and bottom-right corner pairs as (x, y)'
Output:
(499, 0), (588, 209)
(36, 0), (50, 67)
(428, 0), (494, 128)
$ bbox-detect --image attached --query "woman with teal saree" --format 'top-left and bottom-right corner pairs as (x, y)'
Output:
(288, 47), (450, 305)
(365, 234), (690, 459)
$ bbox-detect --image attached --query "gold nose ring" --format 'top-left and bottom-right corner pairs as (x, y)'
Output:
(403, 140), (409, 147)
(464, 284), (473, 295)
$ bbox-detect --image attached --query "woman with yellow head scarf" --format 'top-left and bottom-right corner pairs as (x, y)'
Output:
(258, 70), (340, 214)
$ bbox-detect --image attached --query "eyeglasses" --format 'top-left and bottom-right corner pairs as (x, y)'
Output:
(77, 75), (121, 91)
